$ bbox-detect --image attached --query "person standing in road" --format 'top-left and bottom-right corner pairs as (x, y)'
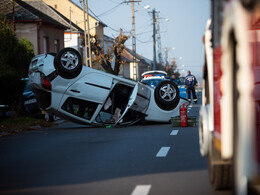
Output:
(184, 70), (198, 104)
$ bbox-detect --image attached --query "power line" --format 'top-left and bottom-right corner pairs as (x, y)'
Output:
(136, 30), (152, 36)
(136, 36), (152, 43)
(107, 26), (121, 33)
(97, 3), (122, 17)
(88, 8), (105, 24)
(108, 0), (122, 4)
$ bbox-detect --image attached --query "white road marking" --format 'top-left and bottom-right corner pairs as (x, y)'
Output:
(131, 185), (151, 195)
(170, 130), (179, 135)
(156, 147), (170, 157)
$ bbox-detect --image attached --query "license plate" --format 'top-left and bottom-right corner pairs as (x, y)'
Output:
(24, 98), (37, 105)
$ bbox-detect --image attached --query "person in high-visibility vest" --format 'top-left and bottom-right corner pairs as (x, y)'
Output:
(184, 70), (198, 104)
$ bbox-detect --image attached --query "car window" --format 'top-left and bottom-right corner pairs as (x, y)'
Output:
(174, 77), (185, 85)
(96, 111), (112, 123)
(61, 97), (98, 120)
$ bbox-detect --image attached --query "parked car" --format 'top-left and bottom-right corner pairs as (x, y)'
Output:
(28, 48), (188, 127)
(22, 78), (57, 121)
(0, 104), (10, 118)
(22, 78), (41, 117)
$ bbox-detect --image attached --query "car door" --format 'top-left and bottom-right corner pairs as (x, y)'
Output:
(57, 72), (113, 124)
(114, 82), (151, 125)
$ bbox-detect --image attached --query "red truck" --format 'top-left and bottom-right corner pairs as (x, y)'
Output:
(200, 0), (260, 194)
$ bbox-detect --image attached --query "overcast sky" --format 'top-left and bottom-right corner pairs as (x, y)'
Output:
(76, 0), (210, 76)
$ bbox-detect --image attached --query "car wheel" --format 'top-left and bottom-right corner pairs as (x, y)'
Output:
(55, 48), (82, 79)
(154, 80), (180, 111)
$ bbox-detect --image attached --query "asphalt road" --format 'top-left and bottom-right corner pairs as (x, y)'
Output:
(0, 94), (232, 195)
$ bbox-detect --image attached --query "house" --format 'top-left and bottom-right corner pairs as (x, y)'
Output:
(42, 0), (107, 65)
(1, 0), (152, 80)
(46, 4), (85, 57)
(120, 47), (152, 80)
(0, 0), (75, 55)
(104, 34), (114, 54)
(42, 0), (106, 46)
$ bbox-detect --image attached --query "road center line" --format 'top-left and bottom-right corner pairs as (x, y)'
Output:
(170, 130), (179, 135)
(131, 185), (151, 195)
(156, 147), (170, 157)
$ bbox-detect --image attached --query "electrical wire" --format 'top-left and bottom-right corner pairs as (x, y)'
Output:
(97, 3), (122, 18)
(88, 8), (105, 24)
(136, 36), (152, 44)
(136, 30), (152, 36)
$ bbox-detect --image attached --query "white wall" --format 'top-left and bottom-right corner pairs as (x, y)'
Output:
(64, 32), (79, 50)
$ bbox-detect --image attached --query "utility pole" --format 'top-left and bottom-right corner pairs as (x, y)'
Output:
(152, 9), (157, 70)
(156, 13), (163, 67)
(131, 1), (137, 81)
(165, 47), (169, 66)
(123, 0), (141, 81)
(82, 0), (92, 67)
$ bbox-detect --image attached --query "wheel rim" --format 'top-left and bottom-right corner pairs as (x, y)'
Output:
(60, 51), (79, 70)
(159, 84), (176, 101)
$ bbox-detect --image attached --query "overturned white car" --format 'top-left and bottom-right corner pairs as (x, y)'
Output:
(28, 48), (188, 126)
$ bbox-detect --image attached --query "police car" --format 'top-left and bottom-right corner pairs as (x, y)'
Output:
(173, 77), (187, 99)
(141, 70), (166, 88)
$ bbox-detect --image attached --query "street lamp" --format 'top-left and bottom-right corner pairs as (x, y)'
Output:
(143, 5), (150, 10)
(135, 5), (150, 12)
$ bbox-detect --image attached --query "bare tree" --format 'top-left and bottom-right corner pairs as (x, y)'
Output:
(90, 30), (129, 75)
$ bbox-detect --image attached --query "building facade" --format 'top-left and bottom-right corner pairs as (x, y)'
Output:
(1, 0), (72, 54)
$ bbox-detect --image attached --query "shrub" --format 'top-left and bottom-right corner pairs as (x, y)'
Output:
(0, 71), (26, 115)
(0, 16), (34, 77)
(0, 16), (35, 115)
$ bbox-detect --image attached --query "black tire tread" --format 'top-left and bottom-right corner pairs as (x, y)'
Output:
(154, 80), (180, 110)
(207, 141), (233, 190)
(55, 48), (82, 79)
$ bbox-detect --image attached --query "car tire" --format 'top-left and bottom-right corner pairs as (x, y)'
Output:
(207, 132), (233, 190)
(55, 48), (82, 79)
(154, 80), (180, 111)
